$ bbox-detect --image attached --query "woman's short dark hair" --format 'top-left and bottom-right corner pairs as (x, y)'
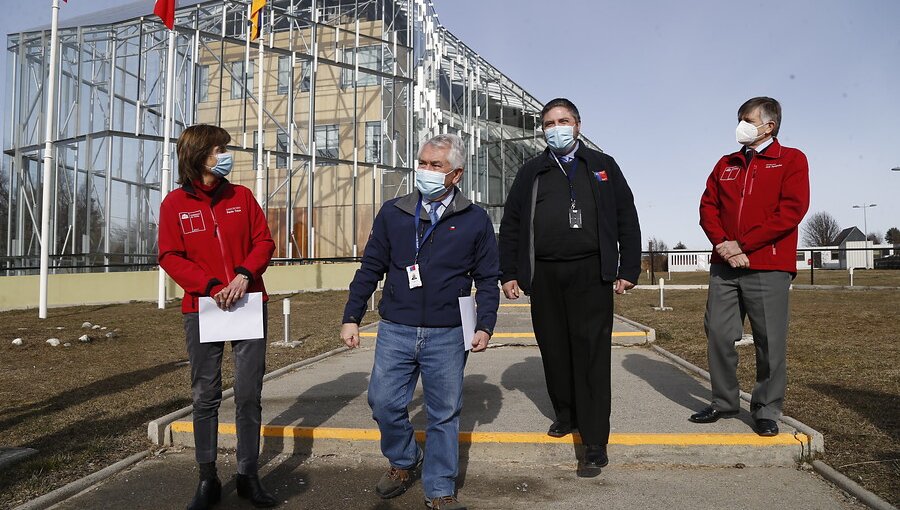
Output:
(738, 97), (782, 137)
(175, 124), (231, 184)
(541, 98), (581, 124)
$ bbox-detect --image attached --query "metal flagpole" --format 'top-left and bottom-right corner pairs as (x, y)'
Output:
(158, 27), (177, 309)
(38, 0), (62, 319)
(255, 4), (265, 204)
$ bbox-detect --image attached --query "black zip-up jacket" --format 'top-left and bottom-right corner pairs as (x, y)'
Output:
(499, 144), (642, 293)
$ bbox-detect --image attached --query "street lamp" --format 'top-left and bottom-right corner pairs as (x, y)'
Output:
(852, 203), (877, 241)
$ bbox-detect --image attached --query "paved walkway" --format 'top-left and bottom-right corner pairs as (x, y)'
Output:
(53, 298), (864, 509)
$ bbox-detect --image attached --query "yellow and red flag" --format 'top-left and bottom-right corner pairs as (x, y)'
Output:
(250, 0), (267, 40)
(154, 0), (176, 29)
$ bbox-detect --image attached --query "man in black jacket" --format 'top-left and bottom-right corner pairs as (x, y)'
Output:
(499, 98), (641, 477)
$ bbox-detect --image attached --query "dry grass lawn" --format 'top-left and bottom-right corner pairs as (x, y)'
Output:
(615, 288), (900, 506)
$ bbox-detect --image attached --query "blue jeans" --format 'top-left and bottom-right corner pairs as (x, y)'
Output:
(367, 319), (467, 499)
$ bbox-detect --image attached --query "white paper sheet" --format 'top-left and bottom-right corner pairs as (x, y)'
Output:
(198, 292), (264, 343)
(458, 296), (476, 351)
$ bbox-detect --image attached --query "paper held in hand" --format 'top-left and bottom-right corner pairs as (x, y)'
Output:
(198, 292), (264, 343)
(458, 296), (476, 351)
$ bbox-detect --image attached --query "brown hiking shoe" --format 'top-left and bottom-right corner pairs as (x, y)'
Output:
(425, 495), (467, 510)
(375, 457), (422, 499)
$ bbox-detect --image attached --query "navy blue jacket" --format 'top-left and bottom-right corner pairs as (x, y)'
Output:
(343, 188), (500, 335)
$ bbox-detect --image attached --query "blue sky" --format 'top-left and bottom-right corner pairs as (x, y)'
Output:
(2, 0), (898, 248)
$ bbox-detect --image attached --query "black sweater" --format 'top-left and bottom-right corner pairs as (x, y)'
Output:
(532, 158), (601, 260)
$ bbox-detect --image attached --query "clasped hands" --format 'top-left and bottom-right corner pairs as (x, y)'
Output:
(716, 240), (749, 268)
(212, 275), (249, 310)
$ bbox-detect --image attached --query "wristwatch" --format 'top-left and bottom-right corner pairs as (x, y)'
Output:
(239, 274), (250, 281)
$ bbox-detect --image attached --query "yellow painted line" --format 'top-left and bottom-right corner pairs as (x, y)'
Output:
(170, 422), (805, 446)
(360, 331), (645, 338)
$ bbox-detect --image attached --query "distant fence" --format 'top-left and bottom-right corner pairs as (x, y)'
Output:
(640, 246), (900, 287)
(0, 255), (362, 278)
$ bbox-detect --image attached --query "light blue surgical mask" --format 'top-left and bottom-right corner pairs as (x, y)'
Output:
(415, 168), (450, 201)
(545, 125), (576, 153)
(208, 152), (233, 177)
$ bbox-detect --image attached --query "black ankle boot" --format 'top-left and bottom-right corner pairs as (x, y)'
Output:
(236, 473), (277, 508)
(186, 477), (221, 510)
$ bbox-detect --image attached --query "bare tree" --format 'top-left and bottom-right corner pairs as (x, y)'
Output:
(801, 211), (841, 247)
(646, 237), (669, 272)
(673, 241), (687, 249)
(867, 232), (883, 244)
(886, 227), (900, 245)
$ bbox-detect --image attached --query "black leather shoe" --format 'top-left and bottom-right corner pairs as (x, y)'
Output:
(236, 474), (277, 508)
(547, 421), (575, 438)
(186, 477), (221, 510)
(755, 419), (779, 436)
(689, 406), (739, 423)
(577, 444), (608, 478)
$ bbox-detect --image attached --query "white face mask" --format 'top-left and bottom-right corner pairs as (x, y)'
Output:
(736, 120), (766, 145)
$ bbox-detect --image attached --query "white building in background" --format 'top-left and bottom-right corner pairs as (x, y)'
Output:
(667, 226), (896, 273)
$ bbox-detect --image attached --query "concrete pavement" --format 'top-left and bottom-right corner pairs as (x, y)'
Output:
(50, 298), (865, 509)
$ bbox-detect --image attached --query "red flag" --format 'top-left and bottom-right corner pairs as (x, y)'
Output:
(154, 0), (176, 29)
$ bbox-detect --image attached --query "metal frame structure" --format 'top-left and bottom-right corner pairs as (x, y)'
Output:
(2, 0), (594, 275)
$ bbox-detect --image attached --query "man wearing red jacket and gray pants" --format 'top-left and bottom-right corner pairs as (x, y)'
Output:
(691, 97), (810, 437)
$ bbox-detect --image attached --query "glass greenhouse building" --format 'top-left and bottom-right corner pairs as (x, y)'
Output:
(2, 0), (598, 274)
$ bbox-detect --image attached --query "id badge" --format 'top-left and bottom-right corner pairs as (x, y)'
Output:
(569, 208), (583, 229)
(406, 264), (423, 289)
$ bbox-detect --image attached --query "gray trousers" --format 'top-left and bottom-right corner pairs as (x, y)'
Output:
(183, 306), (267, 474)
(705, 265), (791, 421)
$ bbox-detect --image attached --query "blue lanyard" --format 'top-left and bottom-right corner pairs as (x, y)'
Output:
(552, 153), (578, 204)
(414, 197), (439, 262)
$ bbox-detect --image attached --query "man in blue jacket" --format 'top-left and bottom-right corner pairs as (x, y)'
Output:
(341, 134), (499, 510)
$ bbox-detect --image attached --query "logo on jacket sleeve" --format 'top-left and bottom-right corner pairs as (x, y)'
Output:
(179, 210), (206, 234)
(720, 166), (741, 181)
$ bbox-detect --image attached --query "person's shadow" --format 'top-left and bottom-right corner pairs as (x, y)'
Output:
(621, 352), (754, 427)
(231, 371), (370, 501)
(500, 356), (555, 421)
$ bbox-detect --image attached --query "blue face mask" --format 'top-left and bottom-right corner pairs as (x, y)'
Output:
(545, 125), (576, 153)
(208, 152), (233, 177)
(415, 168), (450, 201)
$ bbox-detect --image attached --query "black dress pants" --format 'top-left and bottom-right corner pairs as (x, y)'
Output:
(530, 254), (613, 445)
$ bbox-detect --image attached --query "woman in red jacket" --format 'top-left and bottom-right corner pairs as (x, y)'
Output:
(159, 125), (276, 510)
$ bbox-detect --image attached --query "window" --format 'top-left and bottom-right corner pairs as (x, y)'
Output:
(365, 121), (381, 163)
(197, 65), (209, 102)
(230, 61), (253, 100)
(315, 124), (339, 163)
(796, 252), (805, 262)
(341, 46), (381, 88)
(276, 129), (288, 168)
(300, 60), (311, 92)
(225, 10), (244, 38)
(277, 56), (291, 95)
(830, 250), (840, 259)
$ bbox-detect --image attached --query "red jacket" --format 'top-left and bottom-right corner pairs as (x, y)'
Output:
(158, 179), (275, 313)
(699, 139), (810, 273)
